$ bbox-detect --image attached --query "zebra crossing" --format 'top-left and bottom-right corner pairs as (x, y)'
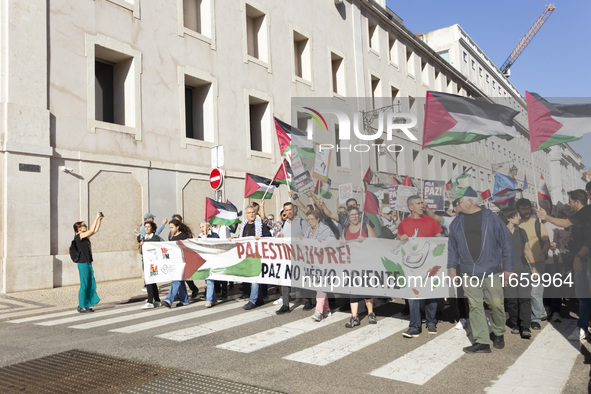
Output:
(4, 300), (584, 390)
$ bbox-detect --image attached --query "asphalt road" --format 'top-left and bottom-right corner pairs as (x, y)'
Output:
(0, 295), (589, 393)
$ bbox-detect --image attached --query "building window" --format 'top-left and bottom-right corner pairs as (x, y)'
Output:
(184, 79), (213, 141)
(463, 51), (467, 62)
(248, 95), (271, 153)
(371, 74), (380, 109)
(106, 0), (140, 18)
(95, 60), (115, 124)
(91, 43), (140, 135)
(293, 31), (311, 81)
(388, 34), (398, 64)
(406, 47), (415, 76)
(331, 52), (345, 95)
(438, 50), (450, 63)
(479, 67), (483, 77)
(182, 0), (212, 37)
(245, 4), (268, 62)
(471, 60), (475, 70)
(368, 18), (379, 52)
(421, 58), (429, 85)
(179, 67), (217, 147)
(391, 85), (399, 105)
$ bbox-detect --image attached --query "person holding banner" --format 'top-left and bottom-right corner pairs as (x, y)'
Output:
(234, 205), (271, 310)
(139, 221), (163, 309)
(396, 196), (443, 338)
(341, 207), (377, 328)
(162, 220), (194, 308)
(303, 210), (337, 322)
(72, 212), (103, 313)
(276, 202), (311, 314)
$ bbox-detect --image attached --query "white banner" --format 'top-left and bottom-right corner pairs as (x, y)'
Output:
(143, 237), (455, 299)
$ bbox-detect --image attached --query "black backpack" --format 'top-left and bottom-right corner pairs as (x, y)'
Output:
(69, 238), (80, 263)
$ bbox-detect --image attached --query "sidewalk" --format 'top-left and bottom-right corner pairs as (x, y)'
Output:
(0, 278), (207, 321)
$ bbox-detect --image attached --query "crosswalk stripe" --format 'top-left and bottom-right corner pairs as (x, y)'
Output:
(7, 310), (78, 324)
(110, 301), (245, 334)
(69, 303), (201, 329)
(216, 311), (350, 353)
(486, 320), (580, 393)
(369, 325), (472, 384)
(283, 317), (408, 366)
(36, 304), (150, 326)
(156, 304), (279, 342)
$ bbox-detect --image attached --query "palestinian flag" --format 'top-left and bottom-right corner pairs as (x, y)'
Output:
(273, 159), (293, 187)
(402, 176), (414, 187)
(363, 167), (373, 189)
(538, 173), (553, 214)
(363, 190), (382, 237)
(205, 198), (242, 227)
(274, 117), (315, 160)
(527, 92), (591, 152)
(244, 173), (279, 199)
(480, 189), (491, 201)
(446, 167), (474, 190)
(491, 195), (515, 209)
(494, 188), (518, 198)
(423, 91), (520, 148)
(314, 179), (333, 199)
(392, 176), (401, 186)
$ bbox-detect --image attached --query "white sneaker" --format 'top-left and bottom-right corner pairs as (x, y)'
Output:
(567, 327), (587, 341)
(322, 311), (332, 319)
(141, 302), (154, 309)
(551, 312), (562, 323)
(141, 286), (147, 292)
(454, 318), (467, 330)
(273, 299), (282, 305)
(153, 301), (161, 307)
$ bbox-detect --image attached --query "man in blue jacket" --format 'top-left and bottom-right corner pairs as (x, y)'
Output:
(447, 187), (513, 353)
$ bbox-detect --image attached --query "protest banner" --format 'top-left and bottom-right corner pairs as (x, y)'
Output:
(388, 186), (398, 210)
(423, 180), (445, 210)
(293, 171), (315, 193)
(339, 183), (353, 204)
(312, 144), (330, 182)
(395, 185), (418, 212)
(143, 237), (454, 299)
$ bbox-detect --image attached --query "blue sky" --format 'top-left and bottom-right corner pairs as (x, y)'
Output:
(386, 0), (591, 168)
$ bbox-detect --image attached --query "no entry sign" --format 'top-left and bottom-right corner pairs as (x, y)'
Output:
(209, 168), (223, 190)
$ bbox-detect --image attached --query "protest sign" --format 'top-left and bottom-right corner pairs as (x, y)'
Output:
(423, 180), (445, 210)
(339, 183), (353, 204)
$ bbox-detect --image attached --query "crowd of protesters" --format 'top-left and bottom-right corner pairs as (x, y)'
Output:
(74, 171), (591, 354)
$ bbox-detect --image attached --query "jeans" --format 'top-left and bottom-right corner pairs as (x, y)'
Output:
(165, 281), (189, 305)
(206, 279), (217, 303)
(574, 262), (591, 330)
(249, 283), (260, 304)
(531, 262), (546, 324)
(408, 299), (437, 330)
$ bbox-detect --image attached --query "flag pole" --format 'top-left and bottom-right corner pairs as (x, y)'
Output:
(260, 180), (275, 201)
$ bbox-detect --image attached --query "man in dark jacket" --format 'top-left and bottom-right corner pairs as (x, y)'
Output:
(447, 187), (513, 353)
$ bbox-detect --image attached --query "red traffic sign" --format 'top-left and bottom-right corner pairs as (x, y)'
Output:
(209, 168), (223, 190)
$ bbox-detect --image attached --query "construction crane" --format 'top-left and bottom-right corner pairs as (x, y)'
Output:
(500, 3), (556, 76)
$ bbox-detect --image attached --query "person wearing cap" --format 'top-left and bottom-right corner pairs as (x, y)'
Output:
(448, 186), (513, 353)
(139, 213), (168, 241)
(381, 207), (398, 235)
